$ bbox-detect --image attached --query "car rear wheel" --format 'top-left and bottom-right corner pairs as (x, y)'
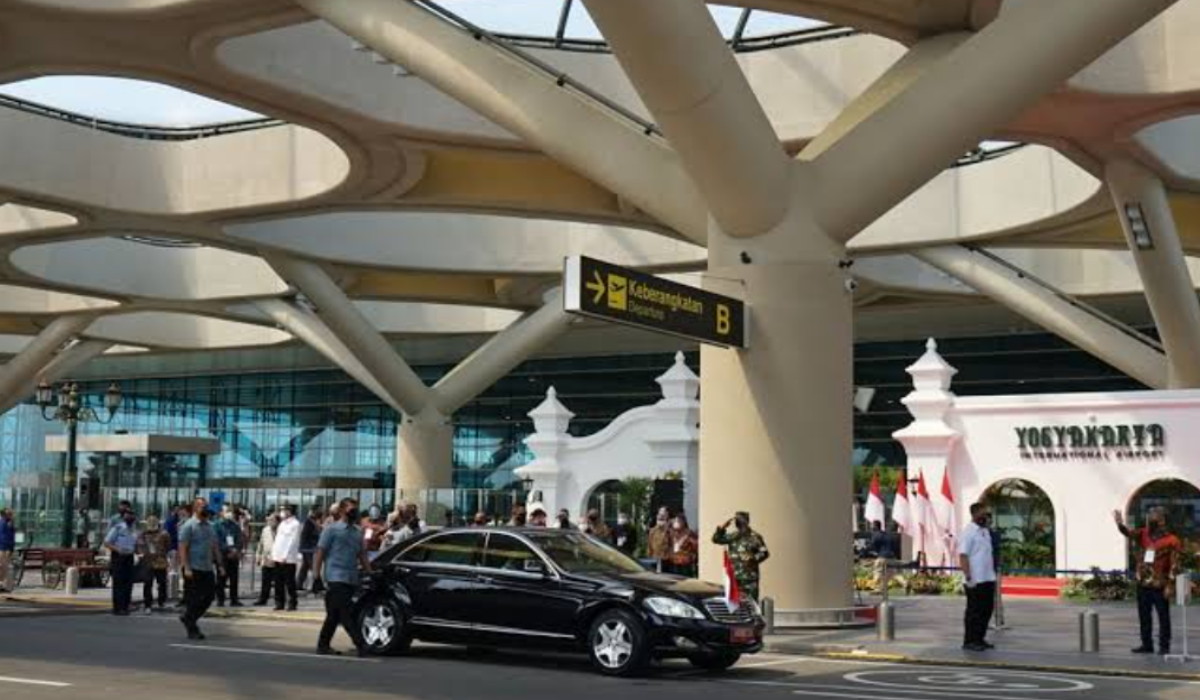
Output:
(358, 598), (411, 656)
(587, 609), (649, 677)
(687, 650), (741, 672)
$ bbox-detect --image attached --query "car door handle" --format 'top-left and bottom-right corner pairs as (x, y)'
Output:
(476, 574), (495, 584)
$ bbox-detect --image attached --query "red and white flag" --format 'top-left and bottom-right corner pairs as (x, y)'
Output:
(915, 470), (934, 555)
(864, 471), (886, 527)
(722, 551), (741, 606)
(935, 469), (957, 539)
(892, 469), (913, 534)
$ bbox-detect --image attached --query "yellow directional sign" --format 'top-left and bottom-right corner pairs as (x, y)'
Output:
(563, 256), (747, 348)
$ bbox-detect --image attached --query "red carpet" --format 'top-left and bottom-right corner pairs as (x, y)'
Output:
(1001, 576), (1067, 598)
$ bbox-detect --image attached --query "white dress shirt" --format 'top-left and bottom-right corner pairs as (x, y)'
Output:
(957, 521), (997, 584)
(271, 516), (302, 565)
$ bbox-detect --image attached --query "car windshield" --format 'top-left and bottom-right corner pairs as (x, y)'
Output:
(526, 531), (646, 575)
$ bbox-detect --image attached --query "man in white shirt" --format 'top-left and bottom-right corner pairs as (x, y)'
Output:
(957, 502), (997, 652)
(271, 504), (302, 611)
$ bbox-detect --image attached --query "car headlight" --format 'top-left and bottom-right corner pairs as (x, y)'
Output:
(644, 596), (705, 619)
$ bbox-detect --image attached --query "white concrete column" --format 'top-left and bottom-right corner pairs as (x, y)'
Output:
(0, 339), (113, 416)
(812, 0), (1178, 241)
(915, 246), (1168, 388)
(0, 315), (94, 405)
(268, 256), (432, 416)
(514, 386), (576, 516)
(295, 0), (708, 244)
(254, 299), (404, 413)
(1105, 159), (1200, 388)
(397, 409), (454, 501)
(432, 289), (574, 415)
(582, 0), (790, 237)
(698, 246), (855, 618)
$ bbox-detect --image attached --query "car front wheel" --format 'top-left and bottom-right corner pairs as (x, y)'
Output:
(587, 609), (649, 677)
(688, 650), (741, 672)
(358, 598), (411, 656)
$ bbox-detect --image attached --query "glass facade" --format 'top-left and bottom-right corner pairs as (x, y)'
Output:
(0, 330), (1148, 496)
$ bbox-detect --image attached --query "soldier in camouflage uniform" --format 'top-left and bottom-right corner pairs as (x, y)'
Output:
(712, 511), (771, 601)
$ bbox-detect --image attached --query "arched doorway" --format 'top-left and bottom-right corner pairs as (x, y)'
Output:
(585, 480), (624, 526)
(1125, 479), (1200, 545)
(981, 479), (1056, 574)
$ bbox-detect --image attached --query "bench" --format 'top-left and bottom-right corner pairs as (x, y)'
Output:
(15, 548), (109, 589)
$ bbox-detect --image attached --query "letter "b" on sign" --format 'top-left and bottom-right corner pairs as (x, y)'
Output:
(716, 304), (731, 335)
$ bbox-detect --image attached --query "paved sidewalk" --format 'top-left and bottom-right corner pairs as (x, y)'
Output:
(767, 595), (1200, 680)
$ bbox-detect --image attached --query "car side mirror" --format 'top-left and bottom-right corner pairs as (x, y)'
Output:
(523, 559), (547, 575)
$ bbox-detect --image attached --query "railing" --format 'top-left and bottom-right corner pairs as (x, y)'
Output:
(962, 245), (1166, 353)
(0, 92), (285, 141)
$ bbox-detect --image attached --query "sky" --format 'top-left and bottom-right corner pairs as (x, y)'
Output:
(0, 3), (823, 126)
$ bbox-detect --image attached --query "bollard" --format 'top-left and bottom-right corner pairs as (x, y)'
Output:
(65, 566), (80, 596)
(168, 570), (180, 600)
(878, 601), (896, 641)
(762, 597), (775, 636)
(1079, 609), (1100, 653)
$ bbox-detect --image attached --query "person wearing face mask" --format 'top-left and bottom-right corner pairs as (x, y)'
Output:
(178, 498), (223, 639)
(647, 507), (671, 572)
(271, 504), (302, 611)
(958, 502), (997, 652)
(528, 504), (549, 527)
(666, 514), (698, 576)
(361, 503), (387, 553)
(508, 504), (527, 527)
(556, 509), (574, 530)
(1114, 506), (1181, 655)
(253, 514), (279, 606)
(137, 515), (171, 613)
(712, 511), (770, 601)
(314, 498), (372, 656)
(612, 512), (638, 557)
(213, 506), (245, 607)
(104, 508), (140, 615)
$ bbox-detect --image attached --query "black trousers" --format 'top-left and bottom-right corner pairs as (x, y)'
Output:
(318, 582), (364, 650)
(142, 567), (168, 607)
(274, 563), (298, 608)
(110, 554), (135, 613)
(256, 566), (275, 603)
(963, 581), (996, 645)
(1137, 584), (1172, 649)
(297, 552), (315, 591)
(182, 570), (216, 631)
(216, 557), (240, 604)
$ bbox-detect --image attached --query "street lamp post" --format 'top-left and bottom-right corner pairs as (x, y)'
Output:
(36, 381), (123, 548)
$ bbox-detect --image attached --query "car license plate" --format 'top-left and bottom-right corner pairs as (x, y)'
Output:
(730, 625), (756, 644)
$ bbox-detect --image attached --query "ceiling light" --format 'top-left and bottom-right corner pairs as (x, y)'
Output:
(1123, 203), (1154, 251)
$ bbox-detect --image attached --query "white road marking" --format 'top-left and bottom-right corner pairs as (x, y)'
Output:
(169, 644), (378, 662)
(845, 669), (1091, 692)
(738, 657), (818, 669)
(0, 675), (71, 688)
(722, 678), (1041, 699)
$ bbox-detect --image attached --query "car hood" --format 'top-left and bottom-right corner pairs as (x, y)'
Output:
(570, 570), (723, 601)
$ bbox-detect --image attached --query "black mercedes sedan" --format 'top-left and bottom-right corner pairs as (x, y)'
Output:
(351, 526), (764, 676)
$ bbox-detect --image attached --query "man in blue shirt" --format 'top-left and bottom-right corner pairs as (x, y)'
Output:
(314, 497), (371, 656)
(0, 509), (15, 592)
(104, 509), (139, 615)
(213, 507), (245, 607)
(178, 497), (223, 640)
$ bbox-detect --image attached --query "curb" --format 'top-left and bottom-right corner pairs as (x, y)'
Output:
(3, 594), (323, 622)
(809, 650), (1200, 682)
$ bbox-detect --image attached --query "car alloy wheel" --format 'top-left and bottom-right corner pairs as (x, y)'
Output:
(362, 603), (396, 648)
(594, 620), (633, 669)
(357, 598), (411, 655)
(588, 609), (648, 676)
